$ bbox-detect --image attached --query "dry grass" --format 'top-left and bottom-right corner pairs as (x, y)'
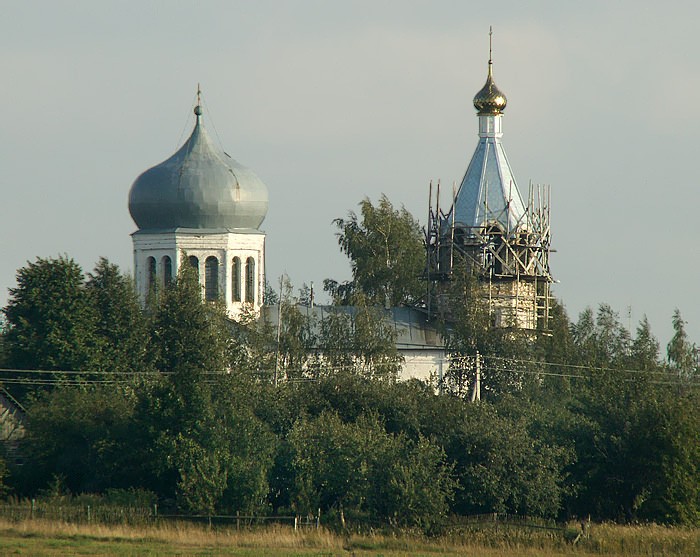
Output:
(0, 517), (697, 556)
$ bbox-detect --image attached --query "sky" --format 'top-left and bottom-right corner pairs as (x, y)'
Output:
(1, 1), (699, 347)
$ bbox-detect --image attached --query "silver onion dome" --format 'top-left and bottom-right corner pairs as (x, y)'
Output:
(128, 102), (268, 230)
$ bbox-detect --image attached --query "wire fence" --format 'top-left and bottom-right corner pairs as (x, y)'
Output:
(0, 500), (320, 531)
(0, 500), (589, 545)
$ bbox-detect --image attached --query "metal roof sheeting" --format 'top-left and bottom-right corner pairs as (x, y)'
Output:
(262, 305), (444, 351)
(129, 110), (268, 231)
(452, 124), (527, 232)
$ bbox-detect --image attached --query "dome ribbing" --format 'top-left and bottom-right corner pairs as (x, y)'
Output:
(128, 103), (268, 230)
(473, 60), (507, 115)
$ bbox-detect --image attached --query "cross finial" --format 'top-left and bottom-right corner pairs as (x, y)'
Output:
(194, 83), (203, 120)
(489, 26), (493, 65)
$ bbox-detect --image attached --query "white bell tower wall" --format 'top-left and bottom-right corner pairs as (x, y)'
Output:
(132, 228), (266, 320)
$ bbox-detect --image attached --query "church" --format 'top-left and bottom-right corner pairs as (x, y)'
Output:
(127, 41), (551, 383)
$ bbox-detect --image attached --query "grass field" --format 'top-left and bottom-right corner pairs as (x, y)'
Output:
(0, 518), (697, 556)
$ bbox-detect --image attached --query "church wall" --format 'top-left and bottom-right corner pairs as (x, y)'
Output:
(398, 349), (445, 383)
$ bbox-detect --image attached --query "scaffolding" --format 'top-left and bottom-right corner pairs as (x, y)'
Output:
(426, 180), (553, 331)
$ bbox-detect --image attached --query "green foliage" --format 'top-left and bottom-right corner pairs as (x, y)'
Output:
(275, 281), (316, 380)
(3, 256), (100, 374)
(561, 305), (700, 524)
(287, 410), (454, 528)
(439, 265), (537, 398)
(425, 399), (569, 518)
(263, 280), (280, 306)
(2, 256), (153, 403)
(326, 195), (425, 307)
(628, 315), (661, 370)
(150, 263), (231, 376)
(567, 366), (700, 524)
(0, 455), (9, 499)
(242, 281), (402, 381)
(368, 433), (455, 530)
(570, 304), (631, 368)
(316, 299), (402, 380)
(16, 385), (137, 495)
(132, 266), (277, 515)
(172, 435), (227, 514)
(632, 391), (700, 524)
(3, 253), (700, 529)
(214, 376), (277, 515)
(667, 309), (696, 378)
(86, 258), (151, 374)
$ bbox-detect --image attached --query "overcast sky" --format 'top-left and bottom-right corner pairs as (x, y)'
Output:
(2, 1), (699, 347)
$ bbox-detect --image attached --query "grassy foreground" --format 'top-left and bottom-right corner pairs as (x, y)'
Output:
(0, 518), (697, 556)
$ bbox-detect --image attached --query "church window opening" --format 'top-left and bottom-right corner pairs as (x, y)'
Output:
(205, 256), (219, 301)
(232, 257), (241, 302)
(188, 255), (199, 280)
(146, 257), (156, 293)
(245, 257), (255, 303)
(161, 256), (172, 286)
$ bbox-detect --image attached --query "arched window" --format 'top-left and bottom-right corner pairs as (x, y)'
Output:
(205, 256), (219, 301)
(161, 256), (172, 286)
(245, 257), (255, 303)
(146, 257), (156, 293)
(232, 257), (241, 302)
(188, 255), (199, 280)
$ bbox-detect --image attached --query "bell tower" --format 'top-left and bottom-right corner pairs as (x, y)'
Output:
(426, 30), (552, 330)
(128, 89), (269, 319)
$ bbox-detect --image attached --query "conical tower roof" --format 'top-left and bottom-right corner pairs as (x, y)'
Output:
(451, 31), (527, 233)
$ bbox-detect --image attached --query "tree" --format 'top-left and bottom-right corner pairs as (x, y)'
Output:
(431, 400), (568, 518)
(86, 258), (151, 374)
(368, 433), (455, 530)
(287, 410), (454, 530)
(667, 309), (696, 378)
(629, 315), (661, 371)
(3, 256), (101, 376)
(327, 195), (425, 307)
(214, 376), (277, 515)
(567, 366), (700, 523)
(570, 304), (630, 368)
(275, 279), (316, 380)
(630, 389), (700, 525)
(316, 298), (402, 380)
(150, 264), (231, 377)
(439, 264), (536, 398)
(133, 264), (234, 511)
(16, 385), (137, 495)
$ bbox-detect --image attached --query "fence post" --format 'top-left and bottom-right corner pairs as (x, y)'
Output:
(294, 515), (298, 531)
(236, 511), (240, 531)
(30, 498), (35, 520)
(316, 508), (320, 529)
(153, 503), (158, 523)
(87, 505), (91, 524)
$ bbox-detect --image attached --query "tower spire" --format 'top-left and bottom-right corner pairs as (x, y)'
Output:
(473, 27), (506, 115)
(194, 83), (203, 122)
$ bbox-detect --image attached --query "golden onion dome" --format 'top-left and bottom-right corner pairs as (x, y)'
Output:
(473, 60), (507, 115)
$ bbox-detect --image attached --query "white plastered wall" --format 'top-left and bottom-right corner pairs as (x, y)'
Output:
(132, 229), (266, 320)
